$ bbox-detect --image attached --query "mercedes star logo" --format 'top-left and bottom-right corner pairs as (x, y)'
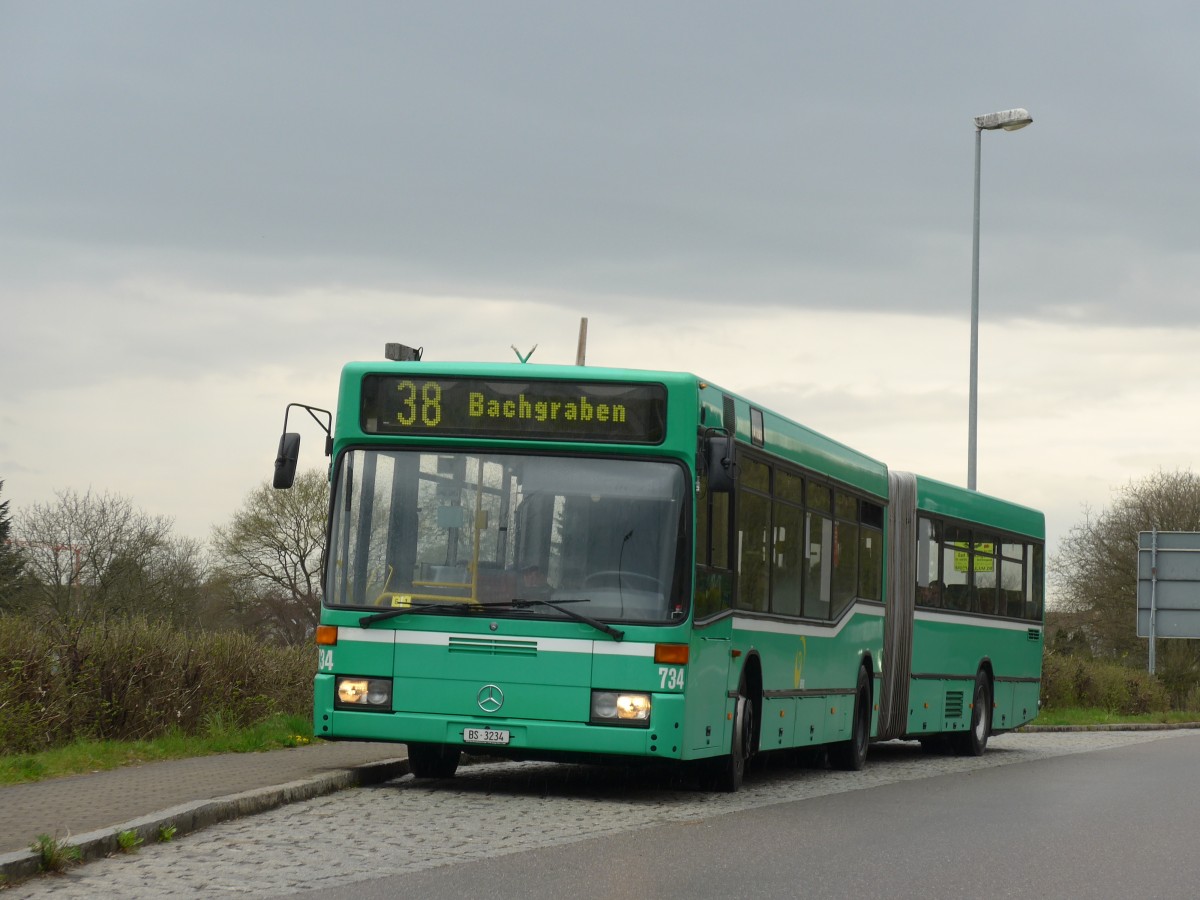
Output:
(476, 684), (504, 713)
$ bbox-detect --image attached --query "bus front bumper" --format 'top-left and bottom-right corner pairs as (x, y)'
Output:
(315, 694), (687, 760)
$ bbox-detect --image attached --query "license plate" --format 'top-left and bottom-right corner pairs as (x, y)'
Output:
(464, 727), (510, 745)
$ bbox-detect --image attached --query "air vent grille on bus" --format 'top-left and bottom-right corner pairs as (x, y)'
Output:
(448, 637), (538, 657)
(722, 395), (736, 433)
(1028, 628), (1042, 642)
(945, 691), (965, 719)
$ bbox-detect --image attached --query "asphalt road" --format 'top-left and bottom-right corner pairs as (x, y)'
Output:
(11, 730), (1199, 899)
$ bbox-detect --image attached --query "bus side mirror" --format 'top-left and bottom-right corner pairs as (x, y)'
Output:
(273, 432), (301, 489)
(706, 433), (735, 493)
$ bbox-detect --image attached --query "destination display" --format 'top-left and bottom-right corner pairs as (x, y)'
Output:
(360, 376), (667, 443)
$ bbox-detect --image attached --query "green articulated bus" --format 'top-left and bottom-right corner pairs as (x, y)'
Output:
(273, 347), (1044, 791)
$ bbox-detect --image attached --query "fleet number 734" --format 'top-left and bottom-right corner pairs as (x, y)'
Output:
(658, 667), (685, 690)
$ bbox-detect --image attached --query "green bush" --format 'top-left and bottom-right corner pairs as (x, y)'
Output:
(1041, 652), (1169, 715)
(0, 615), (314, 755)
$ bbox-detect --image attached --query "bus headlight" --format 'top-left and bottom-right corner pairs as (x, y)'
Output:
(335, 677), (393, 710)
(590, 690), (651, 727)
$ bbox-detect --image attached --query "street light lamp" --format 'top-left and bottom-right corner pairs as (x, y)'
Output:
(968, 107), (1032, 491)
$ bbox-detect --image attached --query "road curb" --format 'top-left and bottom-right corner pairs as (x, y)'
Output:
(1019, 722), (1200, 733)
(0, 757), (408, 887)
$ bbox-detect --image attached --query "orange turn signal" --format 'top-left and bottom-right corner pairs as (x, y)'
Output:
(654, 643), (689, 665)
(315, 625), (338, 646)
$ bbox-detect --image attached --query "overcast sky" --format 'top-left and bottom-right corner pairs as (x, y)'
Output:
(4, 2), (1199, 592)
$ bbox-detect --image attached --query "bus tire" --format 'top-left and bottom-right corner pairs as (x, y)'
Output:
(709, 679), (754, 792)
(830, 665), (871, 771)
(955, 671), (992, 757)
(407, 742), (461, 779)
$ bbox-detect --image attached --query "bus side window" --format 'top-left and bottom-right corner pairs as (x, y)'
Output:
(711, 489), (730, 570)
(771, 495), (804, 616)
(916, 516), (942, 607)
(858, 501), (884, 603)
(1027, 544), (1045, 619)
(804, 510), (833, 619)
(695, 471), (733, 618)
(940, 525), (972, 611)
(736, 461), (771, 613)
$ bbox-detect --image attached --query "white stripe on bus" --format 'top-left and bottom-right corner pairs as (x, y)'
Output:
(334, 627), (396, 644)
(336, 627), (655, 656)
(733, 602), (886, 639)
(913, 609), (1042, 633)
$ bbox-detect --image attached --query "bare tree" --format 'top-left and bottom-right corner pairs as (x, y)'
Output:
(11, 488), (201, 622)
(210, 469), (328, 644)
(1052, 468), (1200, 702)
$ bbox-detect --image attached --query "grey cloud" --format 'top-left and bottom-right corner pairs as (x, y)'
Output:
(3, 1), (1200, 330)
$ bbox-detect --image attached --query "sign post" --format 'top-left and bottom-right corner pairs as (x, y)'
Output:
(1137, 530), (1200, 674)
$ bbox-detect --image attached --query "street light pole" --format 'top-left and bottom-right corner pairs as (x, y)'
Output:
(968, 107), (1032, 491)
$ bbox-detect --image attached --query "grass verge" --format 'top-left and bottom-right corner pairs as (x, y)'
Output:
(1029, 707), (1200, 728)
(0, 713), (314, 786)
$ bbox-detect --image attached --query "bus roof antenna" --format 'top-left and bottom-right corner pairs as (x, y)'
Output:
(575, 317), (588, 366)
(512, 344), (537, 363)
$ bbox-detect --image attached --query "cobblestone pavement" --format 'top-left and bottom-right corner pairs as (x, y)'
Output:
(9, 730), (1195, 899)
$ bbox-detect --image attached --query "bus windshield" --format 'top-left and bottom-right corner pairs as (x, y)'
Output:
(327, 449), (690, 624)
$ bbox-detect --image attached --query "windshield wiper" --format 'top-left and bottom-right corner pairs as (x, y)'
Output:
(510, 598), (625, 641)
(359, 601), (477, 628)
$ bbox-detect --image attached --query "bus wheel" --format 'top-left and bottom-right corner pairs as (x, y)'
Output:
(830, 665), (870, 771)
(710, 681), (754, 792)
(955, 672), (992, 757)
(407, 742), (462, 779)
